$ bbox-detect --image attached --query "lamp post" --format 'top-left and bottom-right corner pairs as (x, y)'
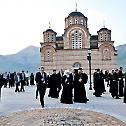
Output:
(87, 49), (92, 90)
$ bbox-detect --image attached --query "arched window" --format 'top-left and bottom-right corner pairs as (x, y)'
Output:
(71, 30), (82, 49)
(81, 19), (83, 25)
(47, 34), (50, 42)
(69, 19), (72, 25)
(75, 19), (78, 24)
(100, 33), (102, 41)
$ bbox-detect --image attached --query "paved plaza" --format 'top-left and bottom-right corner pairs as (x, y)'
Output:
(0, 84), (126, 125)
(0, 108), (126, 126)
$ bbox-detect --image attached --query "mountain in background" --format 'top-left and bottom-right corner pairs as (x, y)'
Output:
(0, 44), (125, 73)
(116, 44), (126, 71)
(0, 46), (41, 73)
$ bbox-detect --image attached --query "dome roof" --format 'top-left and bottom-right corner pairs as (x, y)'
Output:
(43, 28), (57, 34)
(68, 11), (85, 17)
(98, 27), (111, 32)
(99, 28), (109, 31)
(45, 29), (55, 32)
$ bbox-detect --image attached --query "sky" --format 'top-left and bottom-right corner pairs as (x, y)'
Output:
(0, 0), (126, 55)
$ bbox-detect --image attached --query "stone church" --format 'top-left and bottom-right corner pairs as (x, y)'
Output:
(40, 9), (117, 74)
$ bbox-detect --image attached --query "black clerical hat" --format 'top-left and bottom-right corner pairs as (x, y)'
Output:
(78, 67), (82, 70)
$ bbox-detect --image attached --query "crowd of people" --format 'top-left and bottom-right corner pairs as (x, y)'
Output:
(0, 66), (126, 107)
(35, 66), (126, 107)
(35, 67), (89, 107)
(0, 71), (35, 100)
(93, 67), (126, 99)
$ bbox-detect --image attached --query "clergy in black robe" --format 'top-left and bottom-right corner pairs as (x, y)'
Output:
(110, 69), (120, 99)
(118, 67), (124, 97)
(35, 67), (47, 107)
(61, 70), (73, 104)
(48, 70), (61, 98)
(93, 69), (102, 97)
(73, 68), (88, 103)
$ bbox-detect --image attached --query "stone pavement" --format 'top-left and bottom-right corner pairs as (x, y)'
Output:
(0, 108), (126, 126)
(0, 85), (126, 125)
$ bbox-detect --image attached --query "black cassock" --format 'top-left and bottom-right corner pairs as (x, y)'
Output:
(118, 70), (124, 97)
(73, 73), (88, 103)
(110, 72), (119, 98)
(61, 74), (73, 104)
(93, 72), (105, 97)
(48, 73), (61, 98)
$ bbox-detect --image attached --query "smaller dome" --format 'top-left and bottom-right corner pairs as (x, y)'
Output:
(68, 11), (85, 17)
(43, 28), (57, 34)
(99, 28), (108, 31)
(97, 27), (111, 33)
(46, 29), (55, 32)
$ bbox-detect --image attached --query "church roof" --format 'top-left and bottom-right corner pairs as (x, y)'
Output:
(90, 35), (98, 40)
(43, 28), (57, 34)
(45, 29), (55, 32)
(98, 28), (111, 32)
(68, 11), (85, 17)
(56, 36), (63, 41)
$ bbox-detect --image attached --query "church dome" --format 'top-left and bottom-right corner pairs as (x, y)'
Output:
(46, 29), (55, 32)
(98, 28), (109, 32)
(97, 27), (111, 33)
(43, 28), (57, 34)
(68, 11), (85, 17)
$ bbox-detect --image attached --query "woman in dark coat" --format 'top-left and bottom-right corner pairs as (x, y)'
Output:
(61, 70), (73, 104)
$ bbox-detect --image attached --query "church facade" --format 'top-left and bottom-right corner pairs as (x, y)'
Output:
(40, 10), (117, 74)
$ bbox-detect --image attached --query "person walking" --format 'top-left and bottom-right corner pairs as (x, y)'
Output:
(3, 72), (8, 88)
(124, 71), (126, 103)
(0, 73), (4, 101)
(111, 69), (120, 99)
(35, 67), (47, 107)
(14, 72), (20, 92)
(25, 71), (30, 86)
(48, 70), (61, 98)
(30, 73), (34, 85)
(93, 69), (103, 97)
(20, 71), (25, 92)
(61, 70), (73, 104)
(73, 68), (89, 103)
(118, 67), (124, 97)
